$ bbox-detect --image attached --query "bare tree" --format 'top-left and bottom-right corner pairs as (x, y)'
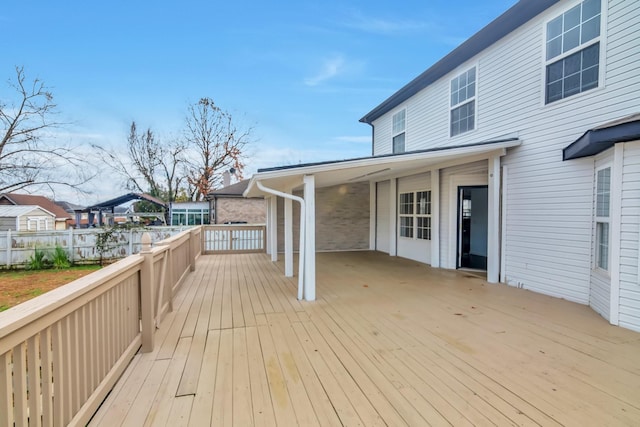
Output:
(0, 66), (90, 194)
(95, 121), (187, 203)
(183, 97), (251, 200)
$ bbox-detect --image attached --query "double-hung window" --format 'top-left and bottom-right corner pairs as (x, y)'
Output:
(392, 109), (406, 153)
(399, 191), (431, 240)
(545, 0), (601, 104)
(595, 166), (610, 271)
(450, 67), (476, 137)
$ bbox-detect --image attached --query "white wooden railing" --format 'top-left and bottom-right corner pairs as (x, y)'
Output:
(0, 227), (202, 427)
(202, 224), (266, 254)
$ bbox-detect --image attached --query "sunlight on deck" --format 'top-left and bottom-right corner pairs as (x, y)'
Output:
(90, 252), (640, 426)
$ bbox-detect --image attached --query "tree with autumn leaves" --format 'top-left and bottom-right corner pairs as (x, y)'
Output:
(98, 97), (252, 203)
(184, 97), (250, 200)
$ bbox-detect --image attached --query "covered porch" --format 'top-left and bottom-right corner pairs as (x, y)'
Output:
(244, 139), (522, 304)
(90, 252), (640, 426)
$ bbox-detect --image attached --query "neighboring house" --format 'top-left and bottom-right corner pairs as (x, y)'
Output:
(208, 179), (266, 224)
(0, 205), (56, 231)
(245, 0), (640, 332)
(169, 201), (211, 226)
(0, 193), (70, 230)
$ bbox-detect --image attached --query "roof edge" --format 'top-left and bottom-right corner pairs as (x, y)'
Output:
(360, 0), (560, 124)
(563, 116), (640, 160)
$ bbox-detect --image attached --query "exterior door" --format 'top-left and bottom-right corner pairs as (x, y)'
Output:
(457, 186), (488, 269)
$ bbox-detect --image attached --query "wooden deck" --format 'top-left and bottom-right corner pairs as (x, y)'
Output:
(90, 252), (640, 426)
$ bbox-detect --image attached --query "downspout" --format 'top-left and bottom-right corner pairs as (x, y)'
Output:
(256, 181), (306, 300)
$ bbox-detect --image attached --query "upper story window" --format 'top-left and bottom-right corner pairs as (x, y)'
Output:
(545, 0), (601, 104)
(450, 67), (476, 137)
(392, 109), (406, 153)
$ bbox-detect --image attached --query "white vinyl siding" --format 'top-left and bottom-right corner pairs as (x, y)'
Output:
(369, 0), (639, 306)
(619, 140), (640, 332)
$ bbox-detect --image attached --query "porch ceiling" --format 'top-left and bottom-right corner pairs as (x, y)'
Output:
(245, 138), (520, 197)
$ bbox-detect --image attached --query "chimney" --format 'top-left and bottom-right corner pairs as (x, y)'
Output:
(222, 170), (231, 187)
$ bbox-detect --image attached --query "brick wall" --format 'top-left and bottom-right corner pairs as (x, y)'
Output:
(276, 182), (370, 252)
(215, 197), (266, 224)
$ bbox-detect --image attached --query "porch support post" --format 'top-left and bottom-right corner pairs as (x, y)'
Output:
(609, 143), (624, 325)
(265, 197), (271, 255)
(269, 196), (278, 262)
(487, 154), (501, 283)
(369, 181), (376, 250)
(303, 175), (316, 301)
(389, 178), (397, 256)
(431, 168), (440, 268)
(284, 192), (294, 277)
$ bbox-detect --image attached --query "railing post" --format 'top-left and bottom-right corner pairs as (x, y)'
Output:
(140, 233), (155, 353)
(6, 229), (11, 268)
(189, 228), (196, 271)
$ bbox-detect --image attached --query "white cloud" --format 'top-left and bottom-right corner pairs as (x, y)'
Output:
(304, 55), (347, 87)
(342, 11), (432, 35)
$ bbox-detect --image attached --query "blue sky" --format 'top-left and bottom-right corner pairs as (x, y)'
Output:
(1, 0), (517, 203)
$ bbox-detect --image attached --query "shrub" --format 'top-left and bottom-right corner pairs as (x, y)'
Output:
(51, 245), (71, 269)
(27, 248), (49, 270)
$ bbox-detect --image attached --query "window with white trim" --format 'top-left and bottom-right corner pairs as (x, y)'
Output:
(450, 67), (476, 137)
(545, 0), (601, 104)
(595, 166), (610, 270)
(392, 109), (406, 153)
(399, 191), (431, 240)
(27, 217), (49, 231)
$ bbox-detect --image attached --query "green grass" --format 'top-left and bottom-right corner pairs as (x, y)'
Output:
(0, 264), (100, 278)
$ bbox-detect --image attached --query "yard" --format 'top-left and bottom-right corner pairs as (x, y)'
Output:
(0, 265), (101, 311)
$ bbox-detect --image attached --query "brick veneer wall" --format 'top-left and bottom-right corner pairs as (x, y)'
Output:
(276, 181), (370, 252)
(215, 197), (266, 224)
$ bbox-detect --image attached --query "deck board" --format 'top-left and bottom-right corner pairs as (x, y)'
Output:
(90, 252), (640, 426)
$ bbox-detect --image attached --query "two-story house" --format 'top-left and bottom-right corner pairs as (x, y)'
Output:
(245, 0), (640, 332)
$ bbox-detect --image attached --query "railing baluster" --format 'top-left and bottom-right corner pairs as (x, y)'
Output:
(0, 352), (13, 427)
(27, 334), (42, 426)
(13, 343), (28, 426)
(41, 329), (53, 427)
(52, 322), (65, 426)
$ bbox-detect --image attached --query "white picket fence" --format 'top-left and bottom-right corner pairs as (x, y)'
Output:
(0, 226), (191, 268)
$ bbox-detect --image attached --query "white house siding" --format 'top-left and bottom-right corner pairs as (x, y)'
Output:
(370, 0), (640, 305)
(375, 181), (391, 253)
(619, 140), (640, 332)
(439, 160), (488, 269)
(590, 153), (613, 320)
(397, 173), (431, 263)
(0, 218), (15, 230)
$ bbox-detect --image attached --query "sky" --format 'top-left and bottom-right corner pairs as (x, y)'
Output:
(1, 0), (517, 204)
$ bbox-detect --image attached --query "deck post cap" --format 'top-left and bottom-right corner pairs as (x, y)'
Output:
(141, 232), (152, 251)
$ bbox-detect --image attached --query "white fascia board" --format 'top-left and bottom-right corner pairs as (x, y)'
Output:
(245, 139), (521, 198)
